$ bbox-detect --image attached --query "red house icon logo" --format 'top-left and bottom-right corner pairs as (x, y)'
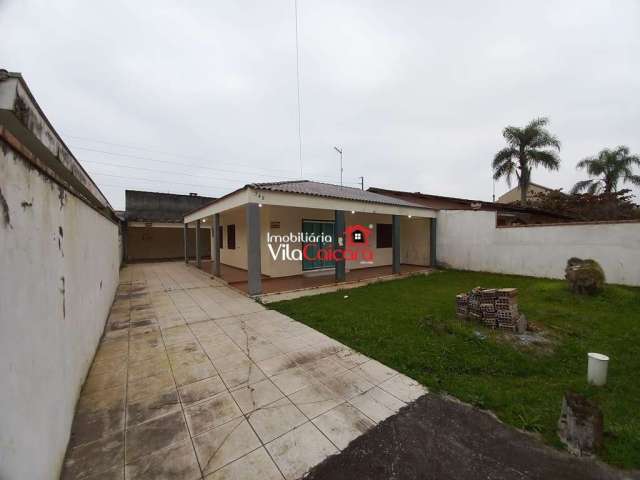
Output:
(345, 224), (372, 247)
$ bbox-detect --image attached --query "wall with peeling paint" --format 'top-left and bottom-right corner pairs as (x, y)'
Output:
(0, 148), (120, 479)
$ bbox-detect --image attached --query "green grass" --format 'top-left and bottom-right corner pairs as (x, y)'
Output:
(269, 270), (640, 469)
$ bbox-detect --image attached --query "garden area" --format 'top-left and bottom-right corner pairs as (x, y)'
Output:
(270, 270), (640, 469)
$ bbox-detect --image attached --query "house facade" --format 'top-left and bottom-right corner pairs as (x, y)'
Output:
(183, 181), (437, 295)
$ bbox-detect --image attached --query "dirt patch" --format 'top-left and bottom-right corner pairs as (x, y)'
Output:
(305, 394), (638, 480)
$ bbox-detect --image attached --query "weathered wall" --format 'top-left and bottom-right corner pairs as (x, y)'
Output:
(127, 223), (211, 261)
(437, 210), (640, 286)
(0, 149), (120, 479)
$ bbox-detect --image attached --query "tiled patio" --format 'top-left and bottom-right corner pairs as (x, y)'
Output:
(61, 262), (427, 480)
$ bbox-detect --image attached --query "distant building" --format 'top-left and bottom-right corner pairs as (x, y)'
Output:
(124, 190), (215, 261)
(497, 183), (557, 204)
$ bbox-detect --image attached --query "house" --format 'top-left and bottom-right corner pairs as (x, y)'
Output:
(123, 190), (215, 262)
(368, 187), (572, 225)
(183, 180), (437, 296)
(496, 182), (557, 204)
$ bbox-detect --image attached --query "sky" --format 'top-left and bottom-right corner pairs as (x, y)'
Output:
(1, 0), (639, 210)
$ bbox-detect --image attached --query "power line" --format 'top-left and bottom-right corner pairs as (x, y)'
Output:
(88, 171), (232, 190)
(82, 158), (362, 188)
(71, 145), (361, 185)
(294, 0), (303, 177)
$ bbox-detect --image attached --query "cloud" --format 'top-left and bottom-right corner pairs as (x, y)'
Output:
(1, 0), (638, 209)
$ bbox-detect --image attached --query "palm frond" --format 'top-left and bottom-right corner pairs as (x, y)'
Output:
(530, 131), (561, 150)
(587, 182), (602, 195)
(502, 127), (523, 148)
(624, 174), (640, 187)
(526, 149), (561, 170)
(571, 179), (594, 194)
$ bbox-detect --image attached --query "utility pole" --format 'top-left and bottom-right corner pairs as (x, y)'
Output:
(359, 176), (364, 190)
(333, 146), (343, 186)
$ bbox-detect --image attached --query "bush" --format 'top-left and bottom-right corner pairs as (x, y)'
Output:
(565, 258), (605, 295)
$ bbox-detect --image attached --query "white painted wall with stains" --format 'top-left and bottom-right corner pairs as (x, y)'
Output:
(436, 210), (640, 286)
(0, 148), (120, 479)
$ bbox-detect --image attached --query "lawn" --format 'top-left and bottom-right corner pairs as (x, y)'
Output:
(269, 270), (640, 469)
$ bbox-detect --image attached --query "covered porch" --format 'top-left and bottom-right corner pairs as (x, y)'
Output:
(198, 261), (431, 295)
(182, 181), (438, 297)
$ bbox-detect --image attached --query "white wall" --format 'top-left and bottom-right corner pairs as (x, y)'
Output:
(0, 150), (120, 479)
(436, 210), (640, 286)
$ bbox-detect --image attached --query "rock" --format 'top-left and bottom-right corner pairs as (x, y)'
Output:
(565, 258), (605, 295)
(557, 391), (603, 456)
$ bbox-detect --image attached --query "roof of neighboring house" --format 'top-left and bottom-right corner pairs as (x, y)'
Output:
(125, 190), (216, 223)
(368, 187), (573, 219)
(250, 180), (425, 208)
(368, 187), (507, 211)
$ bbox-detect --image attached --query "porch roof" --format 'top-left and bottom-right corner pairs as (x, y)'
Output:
(184, 180), (437, 222)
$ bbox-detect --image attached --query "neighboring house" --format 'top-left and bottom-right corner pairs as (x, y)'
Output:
(183, 180), (438, 295)
(124, 190), (215, 261)
(368, 187), (571, 226)
(496, 182), (557, 204)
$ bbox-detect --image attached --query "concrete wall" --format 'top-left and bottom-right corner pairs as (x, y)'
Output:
(214, 205), (431, 277)
(0, 149), (120, 479)
(437, 210), (640, 286)
(127, 223), (211, 261)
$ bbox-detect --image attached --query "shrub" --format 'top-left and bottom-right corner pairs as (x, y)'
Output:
(565, 258), (605, 295)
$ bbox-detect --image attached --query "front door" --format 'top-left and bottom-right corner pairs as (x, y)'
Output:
(302, 220), (335, 271)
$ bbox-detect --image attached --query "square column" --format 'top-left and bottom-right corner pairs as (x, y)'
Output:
(334, 210), (346, 282)
(392, 214), (400, 274)
(212, 214), (221, 276)
(195, 219), (201, 267)
(430, 217), (437, 267)
(183, 223), (189, 263)
(246, 203), (262, 296)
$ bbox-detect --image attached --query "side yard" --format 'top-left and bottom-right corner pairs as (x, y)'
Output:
(270, 270), (640, 469)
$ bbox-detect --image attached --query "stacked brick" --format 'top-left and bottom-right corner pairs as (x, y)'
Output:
(455, 287), (527, 333)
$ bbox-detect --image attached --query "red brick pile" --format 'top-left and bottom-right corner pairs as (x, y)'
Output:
(455, 287), (527, 333)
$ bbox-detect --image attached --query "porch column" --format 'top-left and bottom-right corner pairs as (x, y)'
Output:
(246, 203), (262, 296)
(195, 219), (201, 267)
(334, 210), (346, 282)
(212, 214), (221, 276)
(183, 223), (189, 263)
(430, 217), (437, 267)
(392, 214), (400, 274)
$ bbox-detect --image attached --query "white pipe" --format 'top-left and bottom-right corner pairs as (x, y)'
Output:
(587, 352), (609, 386)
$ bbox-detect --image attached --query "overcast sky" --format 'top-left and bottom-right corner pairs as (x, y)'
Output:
(1, 0), (639, 210)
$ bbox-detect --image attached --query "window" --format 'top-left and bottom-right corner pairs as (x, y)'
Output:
(376, 223), (392, 248)
(218, 226), (224, 249)
(227, 224), (236, 250)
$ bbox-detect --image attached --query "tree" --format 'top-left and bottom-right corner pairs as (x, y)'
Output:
(571, 146), (640, 194)
(492, 117), (561, 203)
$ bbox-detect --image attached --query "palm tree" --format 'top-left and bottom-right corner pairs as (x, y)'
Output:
(571, 146), (640, 194)
(492, 117), (561, 203)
